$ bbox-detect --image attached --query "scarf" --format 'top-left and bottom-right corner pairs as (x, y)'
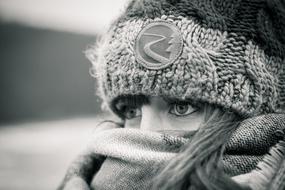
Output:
(58, 114), (285, 190)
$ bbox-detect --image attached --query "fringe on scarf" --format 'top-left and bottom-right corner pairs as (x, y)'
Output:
(248, 138), (285, 190)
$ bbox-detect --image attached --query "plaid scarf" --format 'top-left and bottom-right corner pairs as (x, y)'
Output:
(58, 114), (285, 190)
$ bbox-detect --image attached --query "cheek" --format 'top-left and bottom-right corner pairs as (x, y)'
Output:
(166, 113), (204, 131)
(124, 117), (141, 129)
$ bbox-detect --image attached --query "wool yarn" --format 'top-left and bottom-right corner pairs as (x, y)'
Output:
(88, 0), (285, 117)
(57, 114), (285, 190)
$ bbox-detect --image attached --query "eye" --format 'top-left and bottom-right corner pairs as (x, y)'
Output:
(124, 107), (142, 119)
(112, 95), (148, 120)
(169, 103), (198, 116)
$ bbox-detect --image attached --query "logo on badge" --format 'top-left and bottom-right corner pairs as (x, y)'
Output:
(135, 21), (183, 70)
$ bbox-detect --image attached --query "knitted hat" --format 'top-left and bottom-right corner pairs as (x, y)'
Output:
(88, 0), (285, 117)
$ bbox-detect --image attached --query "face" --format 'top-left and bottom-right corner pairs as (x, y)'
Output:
(113, 95), (205, 132)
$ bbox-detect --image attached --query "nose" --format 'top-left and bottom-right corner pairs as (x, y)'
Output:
(139, 105), (162, 131)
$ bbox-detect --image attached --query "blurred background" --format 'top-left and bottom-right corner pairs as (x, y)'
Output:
(0, 0), (126, 189)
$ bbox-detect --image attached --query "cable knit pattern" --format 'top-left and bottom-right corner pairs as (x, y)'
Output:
(88, 0), (285, 117)
(90, 11), (284, 117)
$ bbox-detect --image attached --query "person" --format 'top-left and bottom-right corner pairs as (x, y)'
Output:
(58, 0), (285, 189)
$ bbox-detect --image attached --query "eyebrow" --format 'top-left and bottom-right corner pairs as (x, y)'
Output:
(162, 96), (188, 104)
(162, 96), (204, 108)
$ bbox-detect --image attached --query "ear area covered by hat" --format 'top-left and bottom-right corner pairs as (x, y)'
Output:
(88, 0), (285, 117)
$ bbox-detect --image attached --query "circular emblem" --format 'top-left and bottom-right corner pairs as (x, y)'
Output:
(135, 21), (183, 70)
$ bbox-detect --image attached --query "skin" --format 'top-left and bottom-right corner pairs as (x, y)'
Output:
(114, 95), (252, 187)
(119, 95), (251, 188)
(60, 95), (252, 189)
(115, 96), (205, 131)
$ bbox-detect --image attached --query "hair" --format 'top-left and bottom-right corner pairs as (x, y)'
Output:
(151, 103), (246, 190)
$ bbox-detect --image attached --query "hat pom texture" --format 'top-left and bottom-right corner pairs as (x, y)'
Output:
(88, 0), (285, 117)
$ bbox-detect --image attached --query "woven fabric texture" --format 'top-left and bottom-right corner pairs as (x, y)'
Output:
(57, 114), (285, 190)
(87, 114), (284, 189)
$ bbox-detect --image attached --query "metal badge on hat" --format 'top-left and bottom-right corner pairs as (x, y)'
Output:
(135, 21), (183, 70)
